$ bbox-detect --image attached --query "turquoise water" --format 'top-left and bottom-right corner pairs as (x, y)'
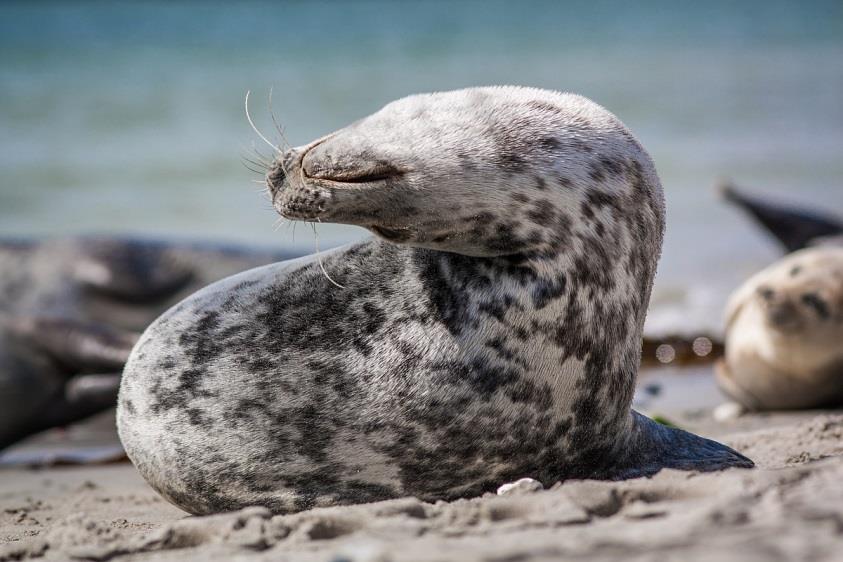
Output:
(1, 0), (842, 332)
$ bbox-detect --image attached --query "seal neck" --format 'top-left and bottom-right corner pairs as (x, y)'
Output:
(408, 244), (647, 419)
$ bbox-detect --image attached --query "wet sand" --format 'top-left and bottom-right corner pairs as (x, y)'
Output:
(2, 370), (842, 562)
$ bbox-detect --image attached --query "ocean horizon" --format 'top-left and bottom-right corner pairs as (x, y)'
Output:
(2, 0), (841, 334)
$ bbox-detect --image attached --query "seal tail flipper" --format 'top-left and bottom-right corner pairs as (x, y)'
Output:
(718, 180), (843, 252)
(14, 317), (139, 374)
(610, 411), (754, 479)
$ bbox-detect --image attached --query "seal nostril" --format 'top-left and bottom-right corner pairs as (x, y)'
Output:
(266, 164), (287, 196)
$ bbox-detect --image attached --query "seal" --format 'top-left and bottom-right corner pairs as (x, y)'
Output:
(117, 86), (753, 516)
(0, 237), (302, 450)
(716, 184), (843, 411)
(717, 246), (843, 410)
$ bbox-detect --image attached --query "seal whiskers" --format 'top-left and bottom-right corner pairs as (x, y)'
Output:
(311, 220), (346, 289)
(244, 90), (281, 153)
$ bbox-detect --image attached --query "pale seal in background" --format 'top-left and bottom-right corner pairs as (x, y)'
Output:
(717, 246), (843, 410)
(118, 86), (752, 515)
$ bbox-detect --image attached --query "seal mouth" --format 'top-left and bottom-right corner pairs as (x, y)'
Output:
(371, 225), (414, 243)
(276, 197), (327, 221)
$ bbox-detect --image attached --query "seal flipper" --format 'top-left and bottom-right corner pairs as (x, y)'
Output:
(714, 359), (764, 411)
(43, 373), (122, 428)
(19, 317), (138, 373)
(0, 373), (122, 450)
(609, 411), (754, 479)
(74, 239), (194, 303)
(719, 181), (843, 252)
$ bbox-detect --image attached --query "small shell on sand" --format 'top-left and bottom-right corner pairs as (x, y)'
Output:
(497, 478), (544, 496)
(713, 402), (746, 422)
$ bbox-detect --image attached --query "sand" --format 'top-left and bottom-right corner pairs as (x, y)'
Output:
(2, 387), (843, 561)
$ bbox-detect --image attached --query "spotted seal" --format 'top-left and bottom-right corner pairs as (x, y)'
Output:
(117, 86), (753, 515)
(0, 237), (302, 450)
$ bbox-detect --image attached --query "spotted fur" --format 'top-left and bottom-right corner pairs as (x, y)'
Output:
(118, 86), (752, 515)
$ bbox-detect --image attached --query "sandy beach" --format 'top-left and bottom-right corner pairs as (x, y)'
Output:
(3, 369), (842, 562)
(2, 3), (841, 561)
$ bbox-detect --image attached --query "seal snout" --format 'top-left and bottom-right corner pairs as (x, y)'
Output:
(266, 149), (332, 221)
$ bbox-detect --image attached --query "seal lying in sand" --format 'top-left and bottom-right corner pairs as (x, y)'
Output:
(0, 237), (300, 450)
(717, 186), (843, 411)
(118, 86), (753, 515)
(717, 247), (843, 410)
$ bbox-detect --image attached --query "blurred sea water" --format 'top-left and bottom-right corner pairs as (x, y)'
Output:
(1, 0), (842, 334)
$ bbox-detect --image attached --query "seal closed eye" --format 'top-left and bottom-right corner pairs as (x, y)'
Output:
(118, 86), (752, 516)
(304, 162), (405, 184)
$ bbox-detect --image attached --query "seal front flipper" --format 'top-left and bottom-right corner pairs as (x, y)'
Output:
(714, 359), (764, 411)
(44, 373), (122, 427)
(609, 411), (754, 479)
(0, 373), (122, 450)
(719, 180), (843, 252)
(74, 239), (194, 303)
(15, 317), (138, 373)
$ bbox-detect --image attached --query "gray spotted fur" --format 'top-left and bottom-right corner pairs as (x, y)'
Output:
(117, 86), (752, 515)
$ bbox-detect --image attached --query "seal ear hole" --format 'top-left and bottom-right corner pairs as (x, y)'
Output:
(790, 265), (802, 277)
